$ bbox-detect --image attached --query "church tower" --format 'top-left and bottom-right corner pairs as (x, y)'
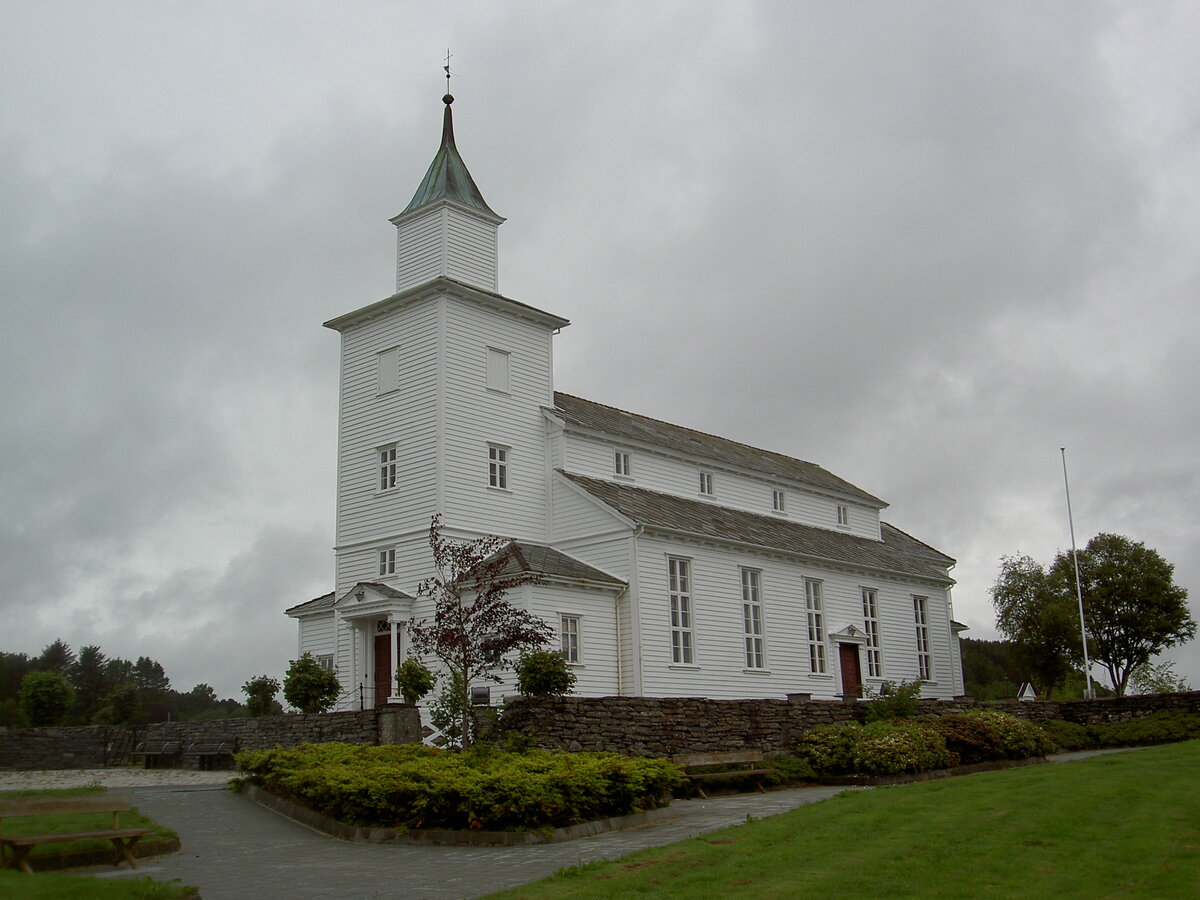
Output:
(322, 93), (568, 599)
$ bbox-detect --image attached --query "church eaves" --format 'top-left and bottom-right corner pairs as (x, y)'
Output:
(398, 94), (501, 220)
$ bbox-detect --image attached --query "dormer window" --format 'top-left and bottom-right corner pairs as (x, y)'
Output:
(699, 471), (714, 496)
(614, 451), (632, 478)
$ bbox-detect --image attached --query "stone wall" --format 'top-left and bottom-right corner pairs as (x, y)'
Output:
(0, 704), (422, 770)
(494, 690), (1200, 756)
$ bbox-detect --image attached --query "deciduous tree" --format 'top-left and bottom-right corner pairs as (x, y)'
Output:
(1050, 534), (1194, 696)
(990, 554), (1080, 699)
(408, 516), (551, 746)
(283, 653), (341, 713)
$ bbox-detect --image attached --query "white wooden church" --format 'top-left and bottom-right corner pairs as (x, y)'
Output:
(287, 94), (966, 709)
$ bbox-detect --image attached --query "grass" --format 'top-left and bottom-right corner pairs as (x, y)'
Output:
(0, 786), (176, 863)
(0, 870), (196, 899)
(487, 740), (1200, 899)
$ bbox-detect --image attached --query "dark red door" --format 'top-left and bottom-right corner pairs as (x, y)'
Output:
(839, 643), (862, 697)
(374, 634), (392, 707)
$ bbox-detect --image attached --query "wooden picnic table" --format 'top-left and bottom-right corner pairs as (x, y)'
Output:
(0, 793), (154, 874)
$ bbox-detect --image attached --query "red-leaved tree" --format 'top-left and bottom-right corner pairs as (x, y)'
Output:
(408, 516), (550, 745)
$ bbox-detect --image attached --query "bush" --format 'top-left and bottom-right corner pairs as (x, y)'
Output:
(235, 742), (684, 831)
(796, 725), (860, 775)
(283, 653), (340, 714)
(242, 675), (281, 718)
(931, 711), (1055, 763)
(18, 671), (74, 726)
(515, 651), (577, 697)
(762, 755), (818, 785)
(852, 721), (954, 775)
(861, 680), (924, 723)
(1098, 712), (1200, 747)
(1040, 719), (1096, 752)
(395, 658), (436, 704)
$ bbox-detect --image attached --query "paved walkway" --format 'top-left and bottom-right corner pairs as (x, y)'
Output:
(82, 781), (855, 899)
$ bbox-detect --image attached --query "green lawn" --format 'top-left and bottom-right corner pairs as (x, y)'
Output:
(0, 870), (196, 899)
(488, 741), (1200, 899)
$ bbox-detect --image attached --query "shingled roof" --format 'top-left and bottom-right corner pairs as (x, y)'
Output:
(552, 393), (885, 507)
(559, 471), (954, 584)
(495, 541), (626, 587)
(285, 591), (335, 616)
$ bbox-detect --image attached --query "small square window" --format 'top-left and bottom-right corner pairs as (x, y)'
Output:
(316, 654), (334, 672)
(488, 445), (509, 489)
(379, 445), (397, 491)
(837, 504), (850, 527)
(772, 489), (786, 512)
(699, 471), (714, 495)
(614, 451), (631, 477)
(470, 685), (491, 705)
(378, 548), (396, 577)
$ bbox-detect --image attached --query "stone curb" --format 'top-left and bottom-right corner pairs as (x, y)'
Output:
(813, 755), (1047, 787)
(242, 782), (678, 846)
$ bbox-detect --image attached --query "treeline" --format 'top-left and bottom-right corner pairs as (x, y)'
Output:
(961, 637), (1105, 701)
(0, 639), (247, 728)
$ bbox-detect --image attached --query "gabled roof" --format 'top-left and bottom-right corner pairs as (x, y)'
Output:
(285, 591), (335, 616)
(552, 392), (885, 507)
(496, 541), (626, 587)
(396, 95), (500, 221)
(558, 471), (954, 584)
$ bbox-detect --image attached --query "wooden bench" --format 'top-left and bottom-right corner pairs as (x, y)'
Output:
(132, 739), (182, 769)
(184, 738), (237, 771)
(0, 794), (154, 874)
(671, 749), (771, 799)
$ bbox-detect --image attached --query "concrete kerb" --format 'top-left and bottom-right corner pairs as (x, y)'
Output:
(241, 781), (680, 846)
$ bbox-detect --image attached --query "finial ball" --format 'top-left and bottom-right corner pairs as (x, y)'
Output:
(443, 93), (454, 105)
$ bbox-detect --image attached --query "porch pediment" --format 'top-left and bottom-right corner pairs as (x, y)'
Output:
(829, 623), (868, 644)
(334, 581), (415, 621)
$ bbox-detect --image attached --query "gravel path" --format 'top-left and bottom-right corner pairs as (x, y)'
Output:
(0, 767), (232, 790)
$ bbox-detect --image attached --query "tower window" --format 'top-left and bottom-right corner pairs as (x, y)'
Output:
(488, 445), (509, 489)
(379, 445), (398, 491)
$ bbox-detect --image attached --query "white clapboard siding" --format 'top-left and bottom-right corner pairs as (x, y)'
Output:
(551, 477), (628, 542)
(561, 432), (883, 540)
(300, 615), (336, 658)
(441, 295), (553, 541)
(394, 209), (444, 293)
(394, 206), (499, 294)
(444, 212), (498, 290)
(528, 584), (620, 697)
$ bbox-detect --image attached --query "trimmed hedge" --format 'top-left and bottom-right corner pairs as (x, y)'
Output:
(236, 742), (683, 831)
(797, 711), (1053, 776)
(1039, 711), (1200, 751)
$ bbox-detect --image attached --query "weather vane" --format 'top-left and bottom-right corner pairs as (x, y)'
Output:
(444, 49), (453, 93)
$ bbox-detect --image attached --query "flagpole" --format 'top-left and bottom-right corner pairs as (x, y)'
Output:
(1061, 447), (1095, 699)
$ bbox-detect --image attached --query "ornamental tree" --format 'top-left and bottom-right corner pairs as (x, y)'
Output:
(19, 670), (75, 726)
(242, 675), (282, 717)
(1049, 533), (1194, 696)
(283, 653), (341, 713)
(408, 515), (551, 746)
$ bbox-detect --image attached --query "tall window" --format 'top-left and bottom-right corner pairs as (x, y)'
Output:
(378, 548), (396, 577)
(699, 471), (714, 495)
(805, 578), (826, 673)
(913, 596), (932, 680)
(837, 504), (850, 526)
(379, 445), (397, 491)
(861, 588), (882, 678)
(668, 557), (694, 664)
(772, 489), (786, 513)
(741, 568), (765, 669)
(560, 615), (580, 663)
(377, 347), (400, 394)
(486, 347), (510, 393)
(614, 451), (631, 477)
(488, 445), (509, 489)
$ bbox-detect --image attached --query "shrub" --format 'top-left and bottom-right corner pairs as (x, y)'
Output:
(861, 679), (924, 723)
(18, 670), (74, 726)
(1040, 719), (1096, 752)
(1098, 712), (1200, 747)
(966, 711), (1055, 759)
(515, 651), (577, 697)
(242, 675), (281, 718)
(395, 658), (436, 704)
(429, 670), (468, 747)
(283, 653), (340, 713)
(796, 725), (860, 774)
(235, 742), (684, 831)
(762, 755), (818, 785)
(852, 721), (953, 775)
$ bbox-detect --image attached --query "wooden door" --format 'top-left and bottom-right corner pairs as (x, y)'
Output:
(373, 634), (392, 707)
(839, 643), (862, 698)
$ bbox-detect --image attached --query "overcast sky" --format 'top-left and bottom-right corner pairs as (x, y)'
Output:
(3, 1), (1197, 700)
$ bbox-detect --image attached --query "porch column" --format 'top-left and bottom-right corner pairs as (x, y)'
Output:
(389, 617), (400, 702)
